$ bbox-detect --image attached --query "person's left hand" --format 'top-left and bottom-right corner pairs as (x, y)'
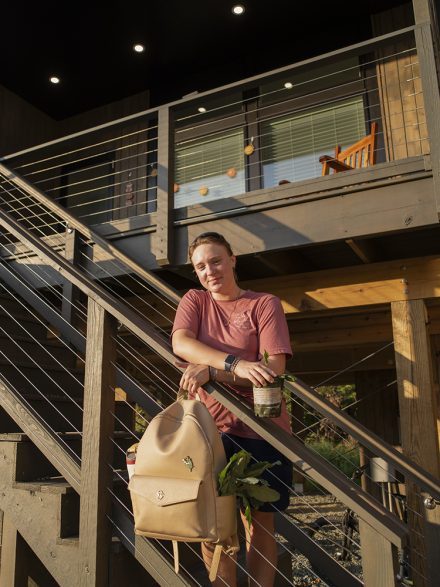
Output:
(176, 362), (210, 395)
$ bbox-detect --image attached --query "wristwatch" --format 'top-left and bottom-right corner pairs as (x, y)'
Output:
(224, 354), (237, 372)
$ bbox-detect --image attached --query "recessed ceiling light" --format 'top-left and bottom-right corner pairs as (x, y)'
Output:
(198, 107), (207, 113)
(133, 44), (145, 53)
(284, 82), (293, 89)
(232, 5), (245, 15)
(50, 76), (60, 84)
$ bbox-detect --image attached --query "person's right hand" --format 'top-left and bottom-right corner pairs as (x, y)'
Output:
(233, 359), (277, 387)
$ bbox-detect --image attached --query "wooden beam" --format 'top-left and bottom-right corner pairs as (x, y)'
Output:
(243, 255), (440, 313)
(345, 239), (377, 264)
(78, 300), (117, 586)
(154, 107), (174, 266)
(391, 299), (440, 586)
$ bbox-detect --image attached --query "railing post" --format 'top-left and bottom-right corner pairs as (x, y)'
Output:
(412, 11), (440, 217)
(62, 227), (83, 335)
(358, 519), (399, 587)
(243, 88), (263, 192)
(391, 299), (440, 586)
(154, 106), (174, 266)
(78, 298), (117, 586)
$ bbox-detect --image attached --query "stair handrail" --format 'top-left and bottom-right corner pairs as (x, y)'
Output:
(0, 201), (410, 548)
(1, 161), (439, 504)
(0, 162), (181, 306)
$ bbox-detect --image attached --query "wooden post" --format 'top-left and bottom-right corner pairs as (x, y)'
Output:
(243, 88), (263, 192)
(78, 299), (117, 586)
(391, 299), (440, 587)
(0, 513), (28, 586)
(154, 106), (174, 266)
(412, 0), (440, 216)
(358, 519), (399, 587)
(62, 228), (83, 335)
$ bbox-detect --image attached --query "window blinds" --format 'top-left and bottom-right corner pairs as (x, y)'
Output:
(261, 97), (366, 186)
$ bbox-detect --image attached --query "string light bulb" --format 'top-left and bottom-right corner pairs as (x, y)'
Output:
(198, 107), (207, 113)
(133, 44), (145, 53)
(50, 76), (60, 84)
(232, 5), (245, 15)
(284, 82), (293, 89)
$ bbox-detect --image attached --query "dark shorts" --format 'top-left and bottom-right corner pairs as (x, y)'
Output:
(221, 433), (292, 512)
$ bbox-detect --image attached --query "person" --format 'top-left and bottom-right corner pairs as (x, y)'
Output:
(172, 231), (292, 587)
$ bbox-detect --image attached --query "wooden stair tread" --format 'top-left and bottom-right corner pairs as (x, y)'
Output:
(0, 431), (134, 442)
(13, 479), (75, 494)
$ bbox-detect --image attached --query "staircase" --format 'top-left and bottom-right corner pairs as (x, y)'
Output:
(0, 160), (439, 586)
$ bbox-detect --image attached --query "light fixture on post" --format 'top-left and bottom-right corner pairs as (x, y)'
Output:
(50, 76), (60, 84)
(232, 5), (245, 15)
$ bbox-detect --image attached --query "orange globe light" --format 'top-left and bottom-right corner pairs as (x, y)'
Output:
(244, 144), (255, 156)
(199, 186), (209, 196)
(227, 167), (237, 178)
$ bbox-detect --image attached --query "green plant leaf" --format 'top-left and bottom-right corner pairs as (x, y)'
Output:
(246, 484), (280, 502)
(244, 460), (281, 477)
(238, 476), (260, 485)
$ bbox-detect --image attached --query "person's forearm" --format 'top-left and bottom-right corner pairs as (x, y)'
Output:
(173, 335), (231, 370)
(212, 369), (250, 387)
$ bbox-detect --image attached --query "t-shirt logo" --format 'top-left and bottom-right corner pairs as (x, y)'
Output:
(231, 311), (252, 330)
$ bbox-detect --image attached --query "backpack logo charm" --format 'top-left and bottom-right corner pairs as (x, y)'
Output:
(182, 456), (194, 472)
(156, 490), (165, 500)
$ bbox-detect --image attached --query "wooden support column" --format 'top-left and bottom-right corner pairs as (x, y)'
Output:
(412, 0), (440, 216)
(358, 519), (399, 587)
(391, 299), (440, 587)
(154, 106), (174, 266)
(78, 299), (117, 587)
(62, 228), (82, 333)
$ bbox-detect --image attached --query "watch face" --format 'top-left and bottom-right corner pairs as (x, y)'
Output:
(224, 354), (236, 371)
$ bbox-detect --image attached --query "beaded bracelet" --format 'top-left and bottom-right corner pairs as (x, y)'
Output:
(230, 357), (241, 373)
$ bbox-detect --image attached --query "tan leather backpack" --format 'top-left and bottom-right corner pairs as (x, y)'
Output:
(128, 398), (239, 581)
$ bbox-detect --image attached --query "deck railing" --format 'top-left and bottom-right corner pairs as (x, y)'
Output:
(0, 26), (430, 266)
(0, 155), (440, 585)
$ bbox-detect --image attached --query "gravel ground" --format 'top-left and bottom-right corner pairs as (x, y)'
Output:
(283, 494), (363, 586)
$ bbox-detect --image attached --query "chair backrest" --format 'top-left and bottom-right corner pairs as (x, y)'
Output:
(338, 122), (378, 169)
(320, 122), (378, 175)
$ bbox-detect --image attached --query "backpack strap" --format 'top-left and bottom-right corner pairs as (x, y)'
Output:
(208, 544), (224, 582)
(172, 540), (180, 574)
(208, 534), (240, 582)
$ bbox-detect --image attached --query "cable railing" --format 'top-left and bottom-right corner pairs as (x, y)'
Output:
(0, 25), (437, 584)
(0, 26), (429, 242)
(2, 153), (440, 583)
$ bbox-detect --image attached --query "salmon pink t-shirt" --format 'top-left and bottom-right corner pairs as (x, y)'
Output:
(172, 289), (292, 439)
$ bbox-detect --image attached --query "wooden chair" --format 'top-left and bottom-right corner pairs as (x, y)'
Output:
(319, 122), (378, 175)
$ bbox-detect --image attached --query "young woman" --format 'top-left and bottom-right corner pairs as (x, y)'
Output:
(172, 232), (292, 587)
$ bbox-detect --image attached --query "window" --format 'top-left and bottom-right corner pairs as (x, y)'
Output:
(174, 129), (245, 208)
(261, 97), (366, 186)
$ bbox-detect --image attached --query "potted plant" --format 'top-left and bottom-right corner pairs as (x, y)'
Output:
(253, 351), (295, 418)
(218, 449), (280, 525)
